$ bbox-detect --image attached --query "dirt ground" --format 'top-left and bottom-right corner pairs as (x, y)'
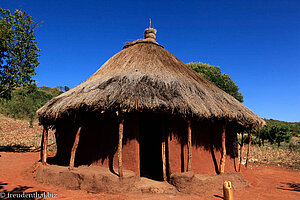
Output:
(0, 152), (299, 200)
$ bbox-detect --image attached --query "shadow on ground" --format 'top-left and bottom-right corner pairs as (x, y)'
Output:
(0, 145), (35, 152)
(0, 181), (47, 200)
(278, 182), (300, 192)
(213, 194), (224, 199)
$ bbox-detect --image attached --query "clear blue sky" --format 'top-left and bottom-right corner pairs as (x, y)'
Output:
(1, 0), (300, 122)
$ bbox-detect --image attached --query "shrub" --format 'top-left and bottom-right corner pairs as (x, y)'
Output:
(0, 85), (60, 122)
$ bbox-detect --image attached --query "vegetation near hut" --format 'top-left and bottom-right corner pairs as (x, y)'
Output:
(188, 62), (243, 103)
(250, 119), (296, 148)
(0, 8), (40, 99)
(0, 85), (64, 125)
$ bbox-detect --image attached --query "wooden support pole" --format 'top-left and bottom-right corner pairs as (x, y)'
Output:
(187, 119), (192, 172)
(162, 117), (167, 181)
(40, 128), (44, 162)
(118, 113), (124, 178)
(245, 133), (251, 168)
(219, 125), (226, 174)
(238, 133), (244, 172)
(41, 127), (48, 165)
(162, 138), (167, 181)
(165, 132), (170, 181)
(69, 126), (82, 170)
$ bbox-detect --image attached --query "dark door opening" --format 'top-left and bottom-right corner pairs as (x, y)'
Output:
(139, 113), (163, 181)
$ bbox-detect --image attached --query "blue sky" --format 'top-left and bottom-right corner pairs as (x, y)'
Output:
(1, 0), (299, 122)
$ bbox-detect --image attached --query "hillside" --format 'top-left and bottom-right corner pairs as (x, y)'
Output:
(264, 118), (300, 136)
(0, 114), (55, 152)
(0, 86), (62, 123)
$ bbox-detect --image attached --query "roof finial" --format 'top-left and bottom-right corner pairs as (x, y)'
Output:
(144, 20), (157, 40)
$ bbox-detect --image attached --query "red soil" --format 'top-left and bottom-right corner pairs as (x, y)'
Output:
(0, 152), (299, 200)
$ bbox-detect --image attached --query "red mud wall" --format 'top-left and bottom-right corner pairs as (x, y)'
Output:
(93, 139), (140, 175)
(92, 136), (236, 176)
(168, 137), (236, 174)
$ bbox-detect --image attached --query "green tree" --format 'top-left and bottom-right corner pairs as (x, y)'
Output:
(269, 123), (292, 147)
(64, 85), (70, 92)
(187, 62), (243, 102)
(259, 125), (271, 146)
(0, 8), (40, 98)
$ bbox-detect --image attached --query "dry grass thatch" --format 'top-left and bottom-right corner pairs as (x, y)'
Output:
(37, 37), (265, 130)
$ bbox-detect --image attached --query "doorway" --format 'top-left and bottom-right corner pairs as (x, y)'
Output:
(139, 113), (163, 181)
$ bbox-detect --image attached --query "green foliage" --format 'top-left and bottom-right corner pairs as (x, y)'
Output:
(187, 62), (243, 102)
(259, 125), (271, 146)
(253, 122), (292, 147)
(269, 123), (291, 147)
(64, 86), (70, 92)
(0, 85), (60, 121)
(55, 85), (70, 93)
(0, 8), (40, 98)
(264, 119), (300, 137)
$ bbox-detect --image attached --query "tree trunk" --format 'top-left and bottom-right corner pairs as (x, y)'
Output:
(118, 113), (124, 178)
(187, 119), (192, 172)
(238, 132), (244, 172)
(69, 126), (82, 170)
(245, 133), (251, 168)
(219, 126), (226, 173)
(41, 127), (48, 165)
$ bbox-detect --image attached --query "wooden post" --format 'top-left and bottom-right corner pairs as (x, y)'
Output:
(118, 113), (124, 178)
(41, 127), (48, 165)
(245, 133), (251, 168)
(162, 117), (167, 181)
(219, 125), (226, 174)
(69, 126), (82, 170)
(165, 132), (170, 181)
(186, 119), (192, 172)
(40, 128), (45, 161)
(238, 132), (244, 172)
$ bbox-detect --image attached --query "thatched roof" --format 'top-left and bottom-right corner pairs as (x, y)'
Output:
(37, 28), (265, 130)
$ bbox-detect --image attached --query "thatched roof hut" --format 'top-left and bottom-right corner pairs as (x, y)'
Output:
(37, 30), (264, 130)
(37, 27), (265, 181)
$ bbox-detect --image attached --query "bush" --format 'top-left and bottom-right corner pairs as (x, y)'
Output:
(0, 85), (60, 122)
(269, 123), (291, 147)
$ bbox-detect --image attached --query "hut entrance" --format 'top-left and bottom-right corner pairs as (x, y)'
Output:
(139, 113), (163, 181)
